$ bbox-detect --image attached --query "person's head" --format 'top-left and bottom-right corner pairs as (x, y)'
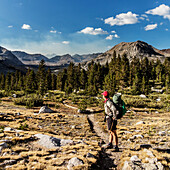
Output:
(102, 91), (109, 99)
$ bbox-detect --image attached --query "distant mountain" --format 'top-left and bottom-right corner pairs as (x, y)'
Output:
(49, 54), (74, 65)
(12, 50), (102, 66)
(83, 40), (170, 67)
(161, 49), (170, 54)
(48, 53), (102, 65)
(72, 53), (102, 63)
(12, 51), (49, 65)
(0, 46), (26, 74)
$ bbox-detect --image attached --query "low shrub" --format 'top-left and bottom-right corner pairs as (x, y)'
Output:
(0, 90), (9, 97)
(124, 98), (146, 108)
(19, 123), (28, 130)
(55, 103), (60, 109)
(78, 99), (87, 111)
(14, 94), (43, 108)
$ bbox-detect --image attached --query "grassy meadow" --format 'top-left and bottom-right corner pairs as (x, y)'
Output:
(0, 90), (169, 169)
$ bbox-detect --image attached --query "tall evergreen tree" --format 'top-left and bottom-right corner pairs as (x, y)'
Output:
(36, 59), (46, 95)
(66, 62), (75, 93)
(45, 68), (52, 90)
(79, 69), (87, 89)
(5, 72), (11, 91)
(120, 53), (130, 88)
(51, 73), (57, 90)
(25, 68), (36, 93)
(0, 73), (5, 90)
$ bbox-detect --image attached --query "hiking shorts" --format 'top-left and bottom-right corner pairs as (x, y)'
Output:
(106, 117), (117, 131)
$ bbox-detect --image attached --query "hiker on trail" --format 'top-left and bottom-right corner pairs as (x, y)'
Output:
(102, 91), (119, 150)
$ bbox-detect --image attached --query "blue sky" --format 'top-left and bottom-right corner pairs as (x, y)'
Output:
(0, 0), (170, 56)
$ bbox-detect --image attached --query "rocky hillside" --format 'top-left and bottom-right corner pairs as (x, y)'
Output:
(161, 49), (170, 54)
(12, 51), (49, 65)
(0, 46), (26, 74)
(83, 40), (170, 67)
(48, 54), (74, 65)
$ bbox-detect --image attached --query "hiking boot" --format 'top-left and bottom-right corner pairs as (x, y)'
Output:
(105, 142), (113, 149)
(113, 145), (119, 151)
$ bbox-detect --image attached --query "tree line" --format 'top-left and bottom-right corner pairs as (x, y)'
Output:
(0, 52), (169, 96)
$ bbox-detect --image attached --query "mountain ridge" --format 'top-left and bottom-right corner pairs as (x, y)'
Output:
(0, 46), (26, 74)
(12, 51), (102, 66)
(0, 40), (169, 74)
(83, 40), (170, 67)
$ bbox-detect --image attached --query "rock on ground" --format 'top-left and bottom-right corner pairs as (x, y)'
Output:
(38, 106), (54, 114)
(34, 134), (74, 149)
(67, 157), (84, 170)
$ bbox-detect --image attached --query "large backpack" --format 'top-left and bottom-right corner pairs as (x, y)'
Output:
(112, 94), (126, 119)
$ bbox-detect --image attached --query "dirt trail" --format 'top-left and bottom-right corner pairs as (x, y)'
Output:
(88, 114), (122, 170)
(62, 102), (122, 169)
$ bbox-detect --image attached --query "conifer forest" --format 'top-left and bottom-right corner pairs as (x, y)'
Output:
(0, 52), (169, 96)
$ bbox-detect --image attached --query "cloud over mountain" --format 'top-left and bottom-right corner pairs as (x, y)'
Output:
(144, 24), (158, 31)
(78, 27), (108, 35)
(104, 12), (139, 26)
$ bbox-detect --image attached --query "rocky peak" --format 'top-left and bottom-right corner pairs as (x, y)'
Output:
(83, 40), (169, 68)
(0, 46), (25, 74)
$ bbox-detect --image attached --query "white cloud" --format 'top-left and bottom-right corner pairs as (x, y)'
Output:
(141, 14), (148, 18)
(111, 30), (116, 33)
(8, 25), (13, 28)
(104, 12), (139, 26)
(62, 41), (70, 44)
(114, 34), (120, 38)
(165, 28), (168, 31)
(144, 23), (158, 31)
(139, 17), (145, 20)
(106, 33), (119, 40)
(146, 4), (170, 20)
(160, 22), (163, 25)
(21, 24), (32, 30)
(50, 30), (57, 34)
(106, 35), (114, 40)
(78, 27), (108, 35)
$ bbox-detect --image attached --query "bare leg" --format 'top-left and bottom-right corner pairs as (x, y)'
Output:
(110, 130), (118, 146)
(109, 131), (113, 144)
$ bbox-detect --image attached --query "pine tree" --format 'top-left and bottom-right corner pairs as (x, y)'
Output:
(120, 53), (130, 88)
(5, 72), (11, 91)
(73, 64), (81, 90)
(103, 73), (116, 96)
(51, 73), (57, 90)
(115, 54), (122, 88)
(155, 59), (163, 82)
(25, 68), (36, 93)
(10, 73), (15, 90)
(37, 60), (46, 95)
(18, 72), (24, 91)
(66, 62), (75, 93)
(0, 73), (5, 90)
(87, 62), (98, 95)
(45, 68), (52, 90)
(79, 69), (87, 89)
(163, 58), (170, 93)
(131, 71), (141, 94)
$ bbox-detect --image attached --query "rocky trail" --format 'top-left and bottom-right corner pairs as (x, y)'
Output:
(88, 114), (122, 170)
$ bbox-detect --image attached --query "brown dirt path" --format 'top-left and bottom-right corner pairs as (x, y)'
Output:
(88, 114), (122, 170)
